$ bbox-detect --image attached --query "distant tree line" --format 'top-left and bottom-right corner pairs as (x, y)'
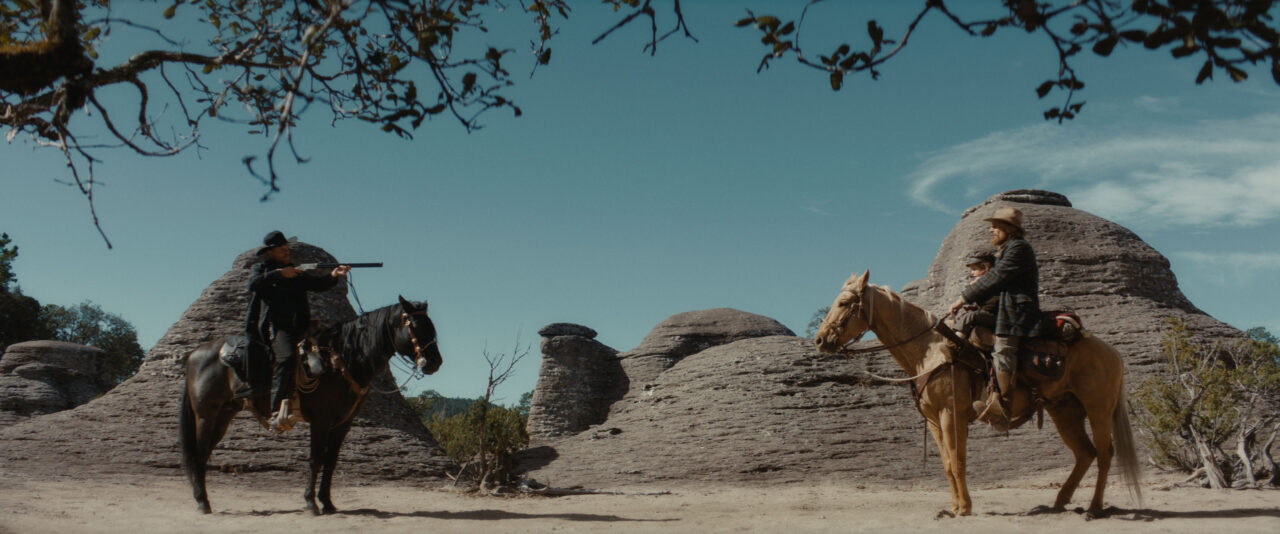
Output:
(0, 233), (144, 385)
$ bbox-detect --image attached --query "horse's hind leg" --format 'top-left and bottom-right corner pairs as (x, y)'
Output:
(1085, 407), (1115, 515)
(180, 357), (239, 514)
(1046, 397), (1096, 510)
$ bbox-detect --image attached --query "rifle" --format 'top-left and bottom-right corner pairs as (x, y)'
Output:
(296, 262), (383, 270)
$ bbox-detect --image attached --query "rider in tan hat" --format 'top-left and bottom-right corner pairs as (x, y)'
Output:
(948, 206), (1042, 426)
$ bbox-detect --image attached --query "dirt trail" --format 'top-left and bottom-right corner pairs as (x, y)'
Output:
(2, 470), (1277, 534)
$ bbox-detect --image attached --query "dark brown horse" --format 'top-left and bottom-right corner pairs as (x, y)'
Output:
(179, 296), (442, 514)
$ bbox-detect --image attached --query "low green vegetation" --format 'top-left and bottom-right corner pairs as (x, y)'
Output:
(1132, 319), (1280, 488)
(406, 389), (533, 488)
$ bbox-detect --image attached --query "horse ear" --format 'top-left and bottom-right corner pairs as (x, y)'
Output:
(856, 269), (869, 290)
(398, 295), (413, 312)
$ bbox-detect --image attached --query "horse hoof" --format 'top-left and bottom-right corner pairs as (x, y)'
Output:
(321, 505), (338, 515)
(197, 503), (212, 515)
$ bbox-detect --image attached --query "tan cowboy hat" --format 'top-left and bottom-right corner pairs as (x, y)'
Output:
(983, 206), (1024, 232)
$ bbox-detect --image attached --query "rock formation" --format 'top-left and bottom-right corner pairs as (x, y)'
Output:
(0, 242), (451, 481)
(0, 341), (109, 428)
(522, 190), (1248, 488)
(900, 189), (1241, 371)
(526, 323), (625, 437)
(617, 308), (795, 389)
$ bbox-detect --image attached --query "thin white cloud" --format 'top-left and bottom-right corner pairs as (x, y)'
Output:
(906, 114), (1280, 228)
(1134, 95), (1179, 113)
(1174, 251), (1280, 278)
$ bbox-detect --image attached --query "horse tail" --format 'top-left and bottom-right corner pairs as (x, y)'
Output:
(1112, 388), (1144, 508)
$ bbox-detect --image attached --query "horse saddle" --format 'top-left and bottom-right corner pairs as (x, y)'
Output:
(219, 335), (271, 390)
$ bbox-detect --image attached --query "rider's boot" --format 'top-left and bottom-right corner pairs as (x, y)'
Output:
(972, 371), (1014, 428)
(269, 400), (294, 433)
(268, 362), (295, 433)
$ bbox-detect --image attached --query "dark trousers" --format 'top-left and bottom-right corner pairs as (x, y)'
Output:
(270, 329), (299, 410)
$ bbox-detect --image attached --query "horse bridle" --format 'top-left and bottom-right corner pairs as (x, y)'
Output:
(398, 310), (437, 370)
(833, 284), (942, 357)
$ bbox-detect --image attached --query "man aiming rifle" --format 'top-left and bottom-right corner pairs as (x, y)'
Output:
(245, 230), (380, 433)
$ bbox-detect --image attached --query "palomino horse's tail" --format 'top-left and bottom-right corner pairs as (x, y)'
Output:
(1113, 388), (1144, 507)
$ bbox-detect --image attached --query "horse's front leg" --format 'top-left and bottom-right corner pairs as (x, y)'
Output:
(925, 420), (960, 517)
(939, 408), (971, 516)
(317, 421), (354, 515)
(304, 425), (327, 515)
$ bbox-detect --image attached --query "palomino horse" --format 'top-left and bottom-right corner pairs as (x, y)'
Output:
(180, 296), (442, 514)
(814, 271), (1140, 517)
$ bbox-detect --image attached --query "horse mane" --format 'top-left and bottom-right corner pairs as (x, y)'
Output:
(868, 284), (937, 325)
(315, 303), (402, 376)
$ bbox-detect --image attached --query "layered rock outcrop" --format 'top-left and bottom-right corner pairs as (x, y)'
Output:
(526, 323), (625, 437)
(523, 190), (1247, 488)
(0, 341), (109, 428)
(900, 189), (1241, 370)
(0, 242), (451, 480)
(617, 308), (795, 389)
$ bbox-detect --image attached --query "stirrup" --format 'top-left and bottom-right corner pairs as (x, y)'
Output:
(975, 394), (1010, 427)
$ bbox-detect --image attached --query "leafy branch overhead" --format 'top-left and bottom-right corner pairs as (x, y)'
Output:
(735, 0), (1280, 122)
(0, 0), (573, 246)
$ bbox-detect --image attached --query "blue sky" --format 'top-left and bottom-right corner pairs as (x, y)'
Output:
(3, 2), (1278, 402)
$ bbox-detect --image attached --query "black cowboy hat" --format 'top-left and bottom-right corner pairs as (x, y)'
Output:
(256, 230), (296, 255)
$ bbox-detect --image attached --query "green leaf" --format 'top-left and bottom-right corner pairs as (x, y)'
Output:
(163, 3), (176, 19)
(1271, 58), (1280, 85)
(538, 48), (551, 65)
(829, 71), (843, 91)
(734, 17), (755, 28)
(1227, 66), (1248, 82)
(756, 16), (780, 31)
(778, 22), (795, 36)
(1170, 45), (1199, 58)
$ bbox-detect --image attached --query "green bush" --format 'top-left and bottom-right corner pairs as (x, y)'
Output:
(1133, 318), (1280, 487)
(426, 399), (529, 486)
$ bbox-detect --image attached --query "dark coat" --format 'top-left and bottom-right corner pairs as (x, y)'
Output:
(245, 259), (340, 341)
(961, 237), (1042, 338)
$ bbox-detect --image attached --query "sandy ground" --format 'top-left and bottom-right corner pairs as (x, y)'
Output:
(1, 470), (1278, 534)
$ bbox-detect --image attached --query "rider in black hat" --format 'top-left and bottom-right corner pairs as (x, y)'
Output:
(246, 230), (350, 432)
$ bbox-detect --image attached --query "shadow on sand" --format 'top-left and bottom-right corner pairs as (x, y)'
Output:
(986, 504), (1280, 521)
(339, 508), (675, 523)
(229, 507), (672, 523)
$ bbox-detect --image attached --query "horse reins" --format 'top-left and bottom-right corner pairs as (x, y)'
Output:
(833, 284), (945, 383)
(828, 283), (960, 467)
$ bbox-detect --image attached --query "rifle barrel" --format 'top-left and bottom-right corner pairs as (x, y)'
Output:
(299, 262), (383, 269)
